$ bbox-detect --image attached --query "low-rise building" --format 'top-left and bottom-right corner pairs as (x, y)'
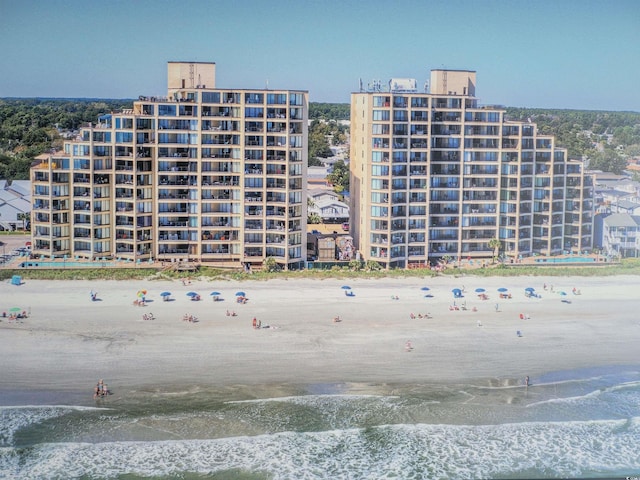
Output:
(0, 180), (31, 231)
(602, 213), (640, 258)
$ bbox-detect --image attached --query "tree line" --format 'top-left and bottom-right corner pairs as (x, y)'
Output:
(505, 108), (640, 174)
(1, 98), (638, 181)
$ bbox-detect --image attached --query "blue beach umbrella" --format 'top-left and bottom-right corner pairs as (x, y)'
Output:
(160, 291), (171, 297)
(420, 287), (430, 291)
(524, 287), (535, 292)
(475, 288), (485, 293)
(497, 287), (508, 292)
(558, 291), (567, 296)
(341, 285), (352, 290)
(235, 291), (246, 297)
(186, 291), (198, 297)
(210, 291), (221, 296)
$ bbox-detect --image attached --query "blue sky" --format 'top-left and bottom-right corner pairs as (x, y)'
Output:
(1, 0), (639, 111)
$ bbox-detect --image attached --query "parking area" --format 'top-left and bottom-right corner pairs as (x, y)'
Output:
(0, 235), (31, 266)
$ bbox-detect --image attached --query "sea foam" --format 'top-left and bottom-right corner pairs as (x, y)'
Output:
(2, 417), (639, 479)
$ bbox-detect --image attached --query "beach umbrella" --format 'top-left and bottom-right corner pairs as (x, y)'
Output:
(341, 285), (352, 290)
(160, 291), (171, 297)
(210, 291), (221, 296)
(420, 287), (430, 291)
(9, 307), (21, 313)
(186, 291), (198, 297)
(497, 287), (508, 292)
(558, 291), (567, 296)
(525, 287), (535, 292)
(235, 291), (246, 297)
(475, 288), (485, 293)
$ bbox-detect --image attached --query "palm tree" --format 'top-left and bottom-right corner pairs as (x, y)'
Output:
(307, 213), (322, 224)
(488, 238), (502, 264)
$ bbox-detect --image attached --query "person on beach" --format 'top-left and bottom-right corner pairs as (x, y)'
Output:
(94, 379), (107, 398)
(524, 376), (530, 386)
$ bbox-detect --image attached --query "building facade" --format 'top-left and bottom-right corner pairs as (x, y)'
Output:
(350, 69), (594, 268)
(30, 62), (308, 270)
(602, 213), (640, 258)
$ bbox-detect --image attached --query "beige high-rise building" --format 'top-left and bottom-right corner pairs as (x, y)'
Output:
(350, 70), (593, 268)
(30, 61), (308, 270)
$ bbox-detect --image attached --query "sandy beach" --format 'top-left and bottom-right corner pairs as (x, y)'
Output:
(1, 273), (639, 402)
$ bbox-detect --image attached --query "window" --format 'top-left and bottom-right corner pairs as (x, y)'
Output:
(372, 165), (389, 176)
(373, 110), (390, 121)
(411, 97), (428, 108)
(373, 96), (390, 107)
(245, 107), (264, 118)
(116, 132), (134, 143)
(73, 145), (90, 156)
(202, 92), (220, 103)
(393, 111), (408, 122)
(268, 93), (287, 104)
(372, 152), (385, 163)
(115, 118), (133, 129)
(372, 124), (389, 135)
(158, 104), (176, 116)
(371, 206), (389, 217)
(245, 93), (264, 104)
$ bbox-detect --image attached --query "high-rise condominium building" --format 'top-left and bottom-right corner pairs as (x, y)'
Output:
(30, 62), (308, 270)
(350, 70), (594, 268)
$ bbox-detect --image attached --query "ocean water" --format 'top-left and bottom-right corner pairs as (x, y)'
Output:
(2, 367), (640, 479)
